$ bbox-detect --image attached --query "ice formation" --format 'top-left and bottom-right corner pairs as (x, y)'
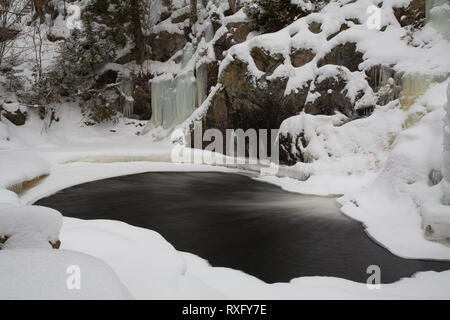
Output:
(400, 73), (434, 109)
(119, 77), (134, 118)
(426, 0), (450, 41)
(148, 44), (201, 130)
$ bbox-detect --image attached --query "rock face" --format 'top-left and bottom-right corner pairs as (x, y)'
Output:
(304, 72), (354, 118)
(201, 55), (309, 154)
(250, 47), (285, 74)
(393, 0), (425, 28)
(317, 42), (364, 72)
(148, 31), (187, 62)
(213, 22), (251, 60)
(290, 49), (316, 68)
(0, 107), (27, 126)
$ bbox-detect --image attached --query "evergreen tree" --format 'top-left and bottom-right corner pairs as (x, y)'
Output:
(245, 0), (314, 33)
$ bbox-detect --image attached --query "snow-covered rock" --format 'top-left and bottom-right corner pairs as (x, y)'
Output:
(0, 205), (62, 249)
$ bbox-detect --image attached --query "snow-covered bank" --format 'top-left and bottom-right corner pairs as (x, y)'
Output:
(59, 216), (450, 300)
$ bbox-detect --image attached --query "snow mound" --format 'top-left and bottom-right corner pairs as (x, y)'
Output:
(0, 248), (132, 300)
(61, 218), (194, 299)
(0, 190), (19, 207)
(0, 205), (62, 249)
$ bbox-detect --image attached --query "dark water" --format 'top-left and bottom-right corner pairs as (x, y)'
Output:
(37, 172), (450, 284)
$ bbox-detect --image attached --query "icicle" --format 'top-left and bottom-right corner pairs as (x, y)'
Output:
(196, 63), (208, 107)
(175, 70), (198, 124)
(150, 75), (175, 128)
(182, 43), (195, 69)
(442, 82), (450, 205)
(119, 77), (134, 118)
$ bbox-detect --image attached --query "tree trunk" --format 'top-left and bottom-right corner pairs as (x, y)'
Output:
(33, 0), (46, 23)
(228, 0), (236, 13)
(190, 0), (197, 27)
(130, 0), (146, 65)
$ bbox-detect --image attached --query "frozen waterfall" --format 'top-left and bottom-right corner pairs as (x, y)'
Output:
(176, 71), (198, 125)
(442, 83), (450, 206)
(147, 43), (208, 131)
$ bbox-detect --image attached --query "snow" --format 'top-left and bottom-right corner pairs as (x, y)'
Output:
(0, 248), (132, 300)
(0, 0), (449, 300)
(0, 151), (50, 189)
(0, 110), (449, 298)
(220, 0), (450, 94)
(0, 205), (62, 249)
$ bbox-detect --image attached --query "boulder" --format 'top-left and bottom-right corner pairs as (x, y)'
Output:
(308, 21), (322, 34)
(304, 72), (354, 118)
(250, 47), (285, 74)
(317, 42), (364, 72)
(0, 107), (27, 126)
(213, 22), (251, 60)
(290, 48), (315, 68)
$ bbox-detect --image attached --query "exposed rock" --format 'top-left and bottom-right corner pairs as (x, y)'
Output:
(304, 73), (354, 118)
(213, 22), (251, 60)
(201, 57), (309, 155)
(308, 21), (322, 33)
(290, 48), (315, 68)
(326, 23), (349, 41)
(279, 132), (305, 165)
(317, 42), (364, 72)
(227, 22), (251, 43)
(51, 240), (61, 249)
(0, 108), (27, 126)
(0, 236), (61, 250)
(129, 72), (151, 121)
(250, 47), (285, 74)
(148, 31), (187, 62)
(393, 0), (425, 29)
